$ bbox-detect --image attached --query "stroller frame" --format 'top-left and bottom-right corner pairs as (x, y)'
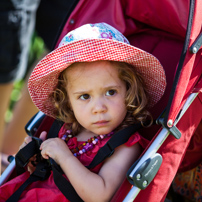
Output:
(120, 0), (202, 200)
(123, 92), (199, 201)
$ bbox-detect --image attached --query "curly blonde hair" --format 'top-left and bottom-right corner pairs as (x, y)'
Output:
(48, 61), (152, 135)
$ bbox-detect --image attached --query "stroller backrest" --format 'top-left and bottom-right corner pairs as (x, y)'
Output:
(124, 0), (189, 37)
(123, 0), (190, 139)
(56, 0), (200, 139)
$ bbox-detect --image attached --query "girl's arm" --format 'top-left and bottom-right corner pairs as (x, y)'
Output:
(40, 134), (142, 202)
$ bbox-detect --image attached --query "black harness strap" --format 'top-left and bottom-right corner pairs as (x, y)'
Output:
(47, 121), (142, 170)
(46, 119), (64, 138)
(6, 120), (63, 202)
(46, 120), (84, 201)
(7, 118), (142, 202)
(87, 123), (142, 169)
(6, 160), (51, 202)
(15, 140), (40, 175)
(49, 158), (84, 202)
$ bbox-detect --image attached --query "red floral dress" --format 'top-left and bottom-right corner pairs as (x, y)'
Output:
(0, 125), (148, 202)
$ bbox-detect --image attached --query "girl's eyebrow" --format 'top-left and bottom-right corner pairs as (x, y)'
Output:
(73, 90), (90, 95)
(73, 85), (121, 95)
(103, 85), (122, 90)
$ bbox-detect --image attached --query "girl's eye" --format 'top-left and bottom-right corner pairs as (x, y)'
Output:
(106, 89), (117, 96)
(79, 94), (90, 100)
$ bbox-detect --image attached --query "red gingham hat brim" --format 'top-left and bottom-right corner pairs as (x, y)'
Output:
(28, 38), (166, 118)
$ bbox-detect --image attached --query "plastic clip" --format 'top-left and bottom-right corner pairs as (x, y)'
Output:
(127, 153), (162, 189)
(157, 118), (181, 139)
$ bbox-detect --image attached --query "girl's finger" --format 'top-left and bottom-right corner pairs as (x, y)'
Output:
(24, 136), (32, 144)
(39, 131), (47, 141)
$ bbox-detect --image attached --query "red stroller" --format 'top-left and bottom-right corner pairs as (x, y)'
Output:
(111, 0), (202, 201)
(1, 0), (202, 201)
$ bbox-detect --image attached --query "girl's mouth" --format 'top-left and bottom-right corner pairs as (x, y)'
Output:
(94, 120), (109, 126)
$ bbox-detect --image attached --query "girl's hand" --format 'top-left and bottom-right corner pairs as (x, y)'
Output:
(19, 131), (47, 150)
(40, 137), (72, 165)
(19, 131), (47, 173)
(27, 155), (37, 174)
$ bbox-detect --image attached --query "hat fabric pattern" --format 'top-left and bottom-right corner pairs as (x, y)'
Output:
(28, 23), (166, 118)
(59, 23), (130, 46)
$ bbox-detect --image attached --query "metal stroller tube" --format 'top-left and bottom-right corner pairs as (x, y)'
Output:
(0, 160), (15, 186)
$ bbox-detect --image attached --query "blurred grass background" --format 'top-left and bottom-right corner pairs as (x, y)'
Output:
(5, 33), (45, 123)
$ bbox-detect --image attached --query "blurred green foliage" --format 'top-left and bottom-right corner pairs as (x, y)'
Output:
(27, 32), (45, 70)
(5, 33), (45, 122)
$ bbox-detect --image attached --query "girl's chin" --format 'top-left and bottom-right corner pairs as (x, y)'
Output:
(92, 129), (113, 136)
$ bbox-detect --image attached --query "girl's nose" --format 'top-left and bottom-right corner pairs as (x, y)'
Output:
(92, 99), (107, 114)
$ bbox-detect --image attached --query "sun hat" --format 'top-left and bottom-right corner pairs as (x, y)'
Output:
(28, 22), (166, 118)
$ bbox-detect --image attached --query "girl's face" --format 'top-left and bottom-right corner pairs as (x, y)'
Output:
(65, 61), (127, 135)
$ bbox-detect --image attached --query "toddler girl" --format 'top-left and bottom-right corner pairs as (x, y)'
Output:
(0, 23), (166, 202)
